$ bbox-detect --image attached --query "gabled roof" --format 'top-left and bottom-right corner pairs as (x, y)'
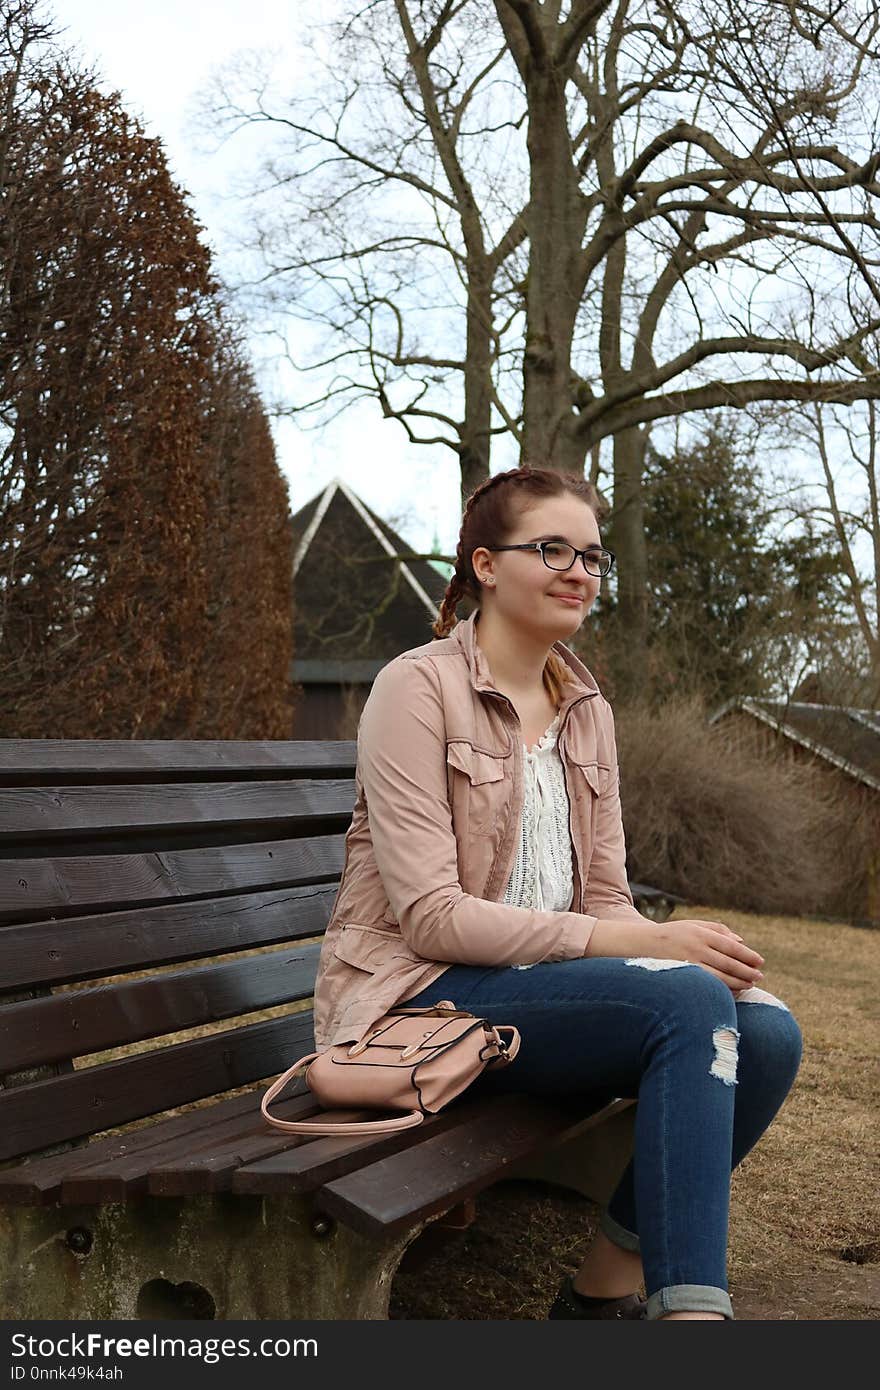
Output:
(290, 476), (453, 671)
(710, 697), (880, 792)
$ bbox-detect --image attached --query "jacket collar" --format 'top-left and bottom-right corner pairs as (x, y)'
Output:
(450, 606), (600, 713)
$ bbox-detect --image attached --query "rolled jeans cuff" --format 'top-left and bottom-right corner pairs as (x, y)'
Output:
(599, 1206), (641, 1253)
(645, 1285), (735, 1320)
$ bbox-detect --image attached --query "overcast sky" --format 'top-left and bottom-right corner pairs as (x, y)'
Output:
(51, 0), (462, 557)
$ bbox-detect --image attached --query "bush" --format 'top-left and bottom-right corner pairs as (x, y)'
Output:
(615, 694), (862, 919)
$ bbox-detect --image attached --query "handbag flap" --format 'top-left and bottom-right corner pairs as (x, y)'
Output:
(332, 1015), (488, 1067)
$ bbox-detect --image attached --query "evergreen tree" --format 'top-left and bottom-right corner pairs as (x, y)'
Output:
(590, 422), (852, 706)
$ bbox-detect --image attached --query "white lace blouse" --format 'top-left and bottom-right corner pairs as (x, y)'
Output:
(503, 711), (574, 968)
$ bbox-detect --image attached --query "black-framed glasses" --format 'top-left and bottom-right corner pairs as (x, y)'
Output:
(485, 541), (615, 578)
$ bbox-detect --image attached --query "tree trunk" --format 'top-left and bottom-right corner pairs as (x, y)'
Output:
(608, 424), (649, 698)
(520, 66), (587, 474)
(459, 257), (493, 502)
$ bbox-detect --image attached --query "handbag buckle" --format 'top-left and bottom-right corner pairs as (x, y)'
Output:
(347, 1031), (379, 1057)
(400, 1029), (435, 1061)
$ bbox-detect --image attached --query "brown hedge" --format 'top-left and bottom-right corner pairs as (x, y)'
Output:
(1, 16), (292, 738)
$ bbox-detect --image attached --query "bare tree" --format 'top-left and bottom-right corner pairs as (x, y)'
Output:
(770, 393), (880, 705)
(198, 0), (880, 687)
(195, 1), (537, 500)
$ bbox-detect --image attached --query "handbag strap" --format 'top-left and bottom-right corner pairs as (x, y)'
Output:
(260, 1053), (426, 1136)
(487, 1025), (521, 1065)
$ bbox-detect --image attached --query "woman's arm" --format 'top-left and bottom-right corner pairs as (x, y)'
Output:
(580, 700), (658, 931)
(582, 704), (765, 989)
(357, 654), (598, 965)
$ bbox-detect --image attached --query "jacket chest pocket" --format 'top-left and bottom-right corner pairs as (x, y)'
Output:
(446, 739), (508, 834)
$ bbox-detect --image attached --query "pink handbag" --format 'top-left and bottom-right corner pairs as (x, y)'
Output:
(261, 1001), (521, 1136)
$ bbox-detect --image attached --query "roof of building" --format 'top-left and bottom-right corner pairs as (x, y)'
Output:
(290, 477), (455, 678)
(710, 697), (880, 792)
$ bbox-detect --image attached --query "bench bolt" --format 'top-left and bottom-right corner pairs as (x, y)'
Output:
(65, 1227), (93, 1255)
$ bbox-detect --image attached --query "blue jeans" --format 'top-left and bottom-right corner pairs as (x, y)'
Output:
(401, 956), (803, 1319)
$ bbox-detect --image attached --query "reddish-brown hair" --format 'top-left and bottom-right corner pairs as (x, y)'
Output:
(433, 467), (606, 708)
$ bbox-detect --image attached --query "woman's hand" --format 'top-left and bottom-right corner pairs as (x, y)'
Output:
(648, 919), (764, 992)
(586, 917), (765, 994)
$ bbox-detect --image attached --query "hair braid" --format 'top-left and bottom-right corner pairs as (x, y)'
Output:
(432, 473), (514, 638)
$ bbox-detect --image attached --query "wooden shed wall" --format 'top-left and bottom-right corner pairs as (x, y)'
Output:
(290, 683), (372, 741)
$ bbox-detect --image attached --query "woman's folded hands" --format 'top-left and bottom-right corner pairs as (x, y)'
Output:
(585, 917), (765, 994)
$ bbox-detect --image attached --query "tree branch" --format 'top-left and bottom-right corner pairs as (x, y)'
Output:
(578, 376), (880, 442)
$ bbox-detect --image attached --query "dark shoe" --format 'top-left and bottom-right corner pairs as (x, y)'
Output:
(547, 1274), (647, 1320)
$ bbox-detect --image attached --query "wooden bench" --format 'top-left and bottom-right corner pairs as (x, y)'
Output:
(0, 739), (636, 1321)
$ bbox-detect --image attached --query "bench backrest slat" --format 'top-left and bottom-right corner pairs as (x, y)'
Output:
(0, 834), (346, 925)
(0, 740), (358, 782)
(0, 1012), (315, 1163)
(0, 778), (355, 844)
(0, 886), (335, 990)
(0, 943), (322, 1071)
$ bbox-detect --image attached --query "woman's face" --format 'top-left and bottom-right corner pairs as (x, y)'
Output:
(472, 494), (603, 640)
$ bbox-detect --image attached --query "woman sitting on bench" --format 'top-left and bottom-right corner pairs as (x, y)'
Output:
(313, 465), (802, 1321)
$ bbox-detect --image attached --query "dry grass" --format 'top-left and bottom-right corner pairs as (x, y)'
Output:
(390, 908), (880, 1320)
(719, 907), (879, 1304)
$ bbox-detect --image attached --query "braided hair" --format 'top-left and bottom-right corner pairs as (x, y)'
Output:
(433, 470), (511, 640)
(432, 466), (607, 707)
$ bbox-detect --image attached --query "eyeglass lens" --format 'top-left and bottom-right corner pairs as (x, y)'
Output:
(542, 542), (611, 576)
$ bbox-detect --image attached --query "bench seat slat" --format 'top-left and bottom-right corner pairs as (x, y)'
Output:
(0, 1090), (264, 1205)
(60, 1092), (322, 1205)
(144, 1103), (413, 1198)
(314, 1095), (607, 1238)
(0, 945), (321, 1070)
(61, 1104), (471, 1204)
(0, 779), (355, 842)
(0, 887), (335, 990)
(228, 1101), (530, 1202)
(0, 835), (345, 925)
(0, 1013), (314, 1163)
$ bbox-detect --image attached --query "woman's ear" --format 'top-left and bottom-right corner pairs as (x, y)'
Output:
(469, 544), (492, 583)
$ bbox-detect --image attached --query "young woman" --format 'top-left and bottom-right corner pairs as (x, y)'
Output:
(313, 466), (802, 1321)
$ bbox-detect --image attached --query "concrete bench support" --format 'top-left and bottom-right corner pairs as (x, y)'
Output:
(0, 1194), (425, 1321)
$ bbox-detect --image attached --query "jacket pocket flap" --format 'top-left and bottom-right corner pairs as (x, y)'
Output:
(446, 741), (506, 785)
(332, 923), (398, 972)
(572, 760), (610, 796)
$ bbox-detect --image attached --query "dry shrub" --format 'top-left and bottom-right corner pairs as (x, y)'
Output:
(615, 695), (846, 917)
(335, 683), (369, 740)
(805, 778), (878, 926)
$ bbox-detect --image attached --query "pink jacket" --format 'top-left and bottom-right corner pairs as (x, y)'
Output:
(312, 607), (649, 1049)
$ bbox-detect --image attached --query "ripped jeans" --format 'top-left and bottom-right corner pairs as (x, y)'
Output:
(400, 955), (803, 1320)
